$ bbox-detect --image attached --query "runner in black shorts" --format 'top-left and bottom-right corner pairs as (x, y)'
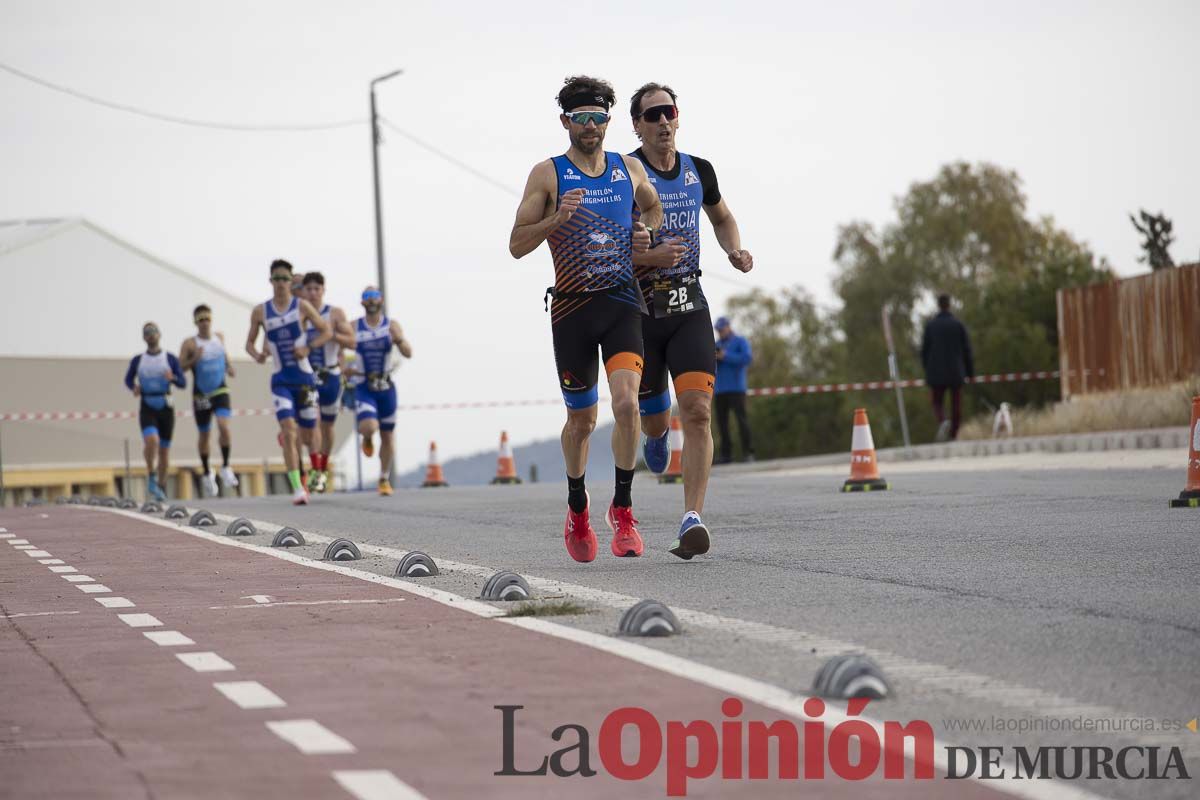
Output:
(510, 75), (664, 563)
(124, 322), (187, 501)
(629, 82), (754, 559)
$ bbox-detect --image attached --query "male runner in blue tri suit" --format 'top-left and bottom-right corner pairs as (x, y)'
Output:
(124, 322), (187, 501)
(509, 75), (664, 563)
(179, 304), (238, 497)
(346, 286), (412, 496)
(628, 82), (754, 559)
(245, 259), (332, 505)
(303, 271), (357, 493)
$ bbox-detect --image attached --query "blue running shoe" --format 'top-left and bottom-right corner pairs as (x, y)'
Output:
(642, 428), (670, 474)
(668, 512), (711, 560)
(147, 474), (166, 502)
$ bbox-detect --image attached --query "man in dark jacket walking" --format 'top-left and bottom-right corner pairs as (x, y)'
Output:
(921, 294), (974, 441)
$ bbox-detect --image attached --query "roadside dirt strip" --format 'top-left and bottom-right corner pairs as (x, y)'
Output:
(1, 507), (1050, 799)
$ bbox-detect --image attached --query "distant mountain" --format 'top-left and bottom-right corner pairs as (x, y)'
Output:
(396, 423), (617, 487)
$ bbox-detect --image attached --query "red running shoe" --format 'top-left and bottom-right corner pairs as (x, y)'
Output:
(606, 504), (644, 558)
(563, 492), (597, 563)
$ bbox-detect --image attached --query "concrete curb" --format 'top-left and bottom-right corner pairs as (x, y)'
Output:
(714, 426), (1190, 475)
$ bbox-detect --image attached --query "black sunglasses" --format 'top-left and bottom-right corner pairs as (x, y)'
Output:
(270, 274), (292, 282)
(638, 104), (678, 122)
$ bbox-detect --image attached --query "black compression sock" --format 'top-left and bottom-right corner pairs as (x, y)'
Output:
(567, 474), (587, 514)
(200, 453), (210, 474)
(613, 466), (635, 508)
(221, 445), (231, 467)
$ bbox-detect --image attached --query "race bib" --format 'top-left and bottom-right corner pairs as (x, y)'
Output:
(652, 273), (706, 319)
(367, 374), (392, 393)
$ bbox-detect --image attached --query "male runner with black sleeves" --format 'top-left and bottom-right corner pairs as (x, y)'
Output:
(628, 82), (754, 559)
(510, 75), (663, 563)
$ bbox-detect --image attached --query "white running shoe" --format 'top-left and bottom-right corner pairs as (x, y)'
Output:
(219, 465), (239, 487)
(202, 471), (219, 497)
(292, 487), (309, 506)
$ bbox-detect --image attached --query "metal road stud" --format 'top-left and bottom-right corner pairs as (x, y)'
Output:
(812, 654), (892, 700)
(164, 505), (189, 520)
(395, 551), (439, 578)
(225, 517), (257, 537)
(618, 599), (681, 637)
(101, 497), (119, 508)
(271, 527), (305, 548)
(87, 496), (102, 506)
(323, 538), (362, 561)
(118, 498), (138, 509)
(189, 510), (216, 528)
(480, 571), (531, 601)
(68, 495), (83, 504)
(55, 496), (69, 505)
(140, 501), (163, 514)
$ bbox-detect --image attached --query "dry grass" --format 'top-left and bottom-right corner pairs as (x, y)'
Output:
(504, 600), (589, 618)
(958, 380), (1199, 440)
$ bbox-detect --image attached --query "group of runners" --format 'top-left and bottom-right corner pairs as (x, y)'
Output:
(510, 75), (753, 562)
(125, 264), (412, 504)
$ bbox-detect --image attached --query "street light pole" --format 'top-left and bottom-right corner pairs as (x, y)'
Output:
(369, 69), (403, 315)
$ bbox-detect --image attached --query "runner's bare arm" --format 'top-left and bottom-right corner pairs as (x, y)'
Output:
(509, 161), (581, 258)
(297, 299), (331, 356)
(245, 306), (267, 364)
(628, 159), (664, 233)
(704, 199), (753, 273)
(331, 307), (357, 348)
(217, 332), (236, 377)
(390, 320), (413, 359)
(178, 337), (197, 370)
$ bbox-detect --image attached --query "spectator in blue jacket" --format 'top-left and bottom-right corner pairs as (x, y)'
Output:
(713, 316), (755, 463)
(125, 322), (187, 501)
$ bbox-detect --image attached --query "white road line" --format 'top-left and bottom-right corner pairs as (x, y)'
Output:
(332, 770), (428, 800)
(266, 720), (356, 755)
(213, 681), (286, 709)
(176, 652), (235, 672)
(24, 550), (52, 558)
(144, 631), (194, 646)
(7, 539), (30, 545)
(0, 534), (15, 539)
(95, 597), (135, 609)
(38, 559), (65, 565)
(48, 566), (77, 573)
(97, 506), (1111, 800)
(243, 595), (274, 604)
(76, 584), (111, 594)
(208, 598), (407, 610)
(13, 545), (35, 550)
(62, 575), (95, 583)
(0, 611), (80, 619)
(117, 613), (162, 628)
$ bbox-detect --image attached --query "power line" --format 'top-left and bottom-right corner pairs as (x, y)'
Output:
(378, 116), (520, 197)
(0, 60), (364, 132)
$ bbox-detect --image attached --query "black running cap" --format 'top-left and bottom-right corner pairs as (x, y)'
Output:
(562, 92), (611, 112)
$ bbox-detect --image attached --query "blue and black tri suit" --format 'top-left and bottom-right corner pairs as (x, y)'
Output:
(262, 297), (318, 428)
(545, 151), (644, 410)
(306, 304), (343, 423)
(190, 335), (233, 432)
(124, 350), (187, 446)
(349, 316), (398, 432)
(629, 148), (722, 415)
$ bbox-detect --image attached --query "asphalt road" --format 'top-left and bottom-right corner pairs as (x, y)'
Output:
(201, 454), (1199, 799)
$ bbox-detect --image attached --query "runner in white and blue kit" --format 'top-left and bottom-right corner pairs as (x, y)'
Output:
(245, 259), (331, 505)
(124, 321), (186, 501)
(179, 304), (239, 498)
(628, 82), (754, 559)
(303, 271), (356, 494)
(347, 285), (412, 496)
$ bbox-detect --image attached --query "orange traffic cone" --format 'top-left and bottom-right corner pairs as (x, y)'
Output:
(1170, 396), (1200, 508)
(658, 415), (684, 484)
(421, 441), (449, 488)
(842, 408), (889, 492)
(490, 431), (523, 485)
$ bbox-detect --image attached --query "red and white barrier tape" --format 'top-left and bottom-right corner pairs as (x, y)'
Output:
(0, 369), (1073, 423)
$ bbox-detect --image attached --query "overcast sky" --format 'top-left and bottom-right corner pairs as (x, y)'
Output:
(2, 0), (1197, 472)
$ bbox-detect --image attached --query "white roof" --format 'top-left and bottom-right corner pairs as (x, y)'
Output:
(0, 217), (257, 359)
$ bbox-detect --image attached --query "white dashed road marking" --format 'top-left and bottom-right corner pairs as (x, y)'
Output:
(209, 598), (407, 610)
(48, 566), (77, 573)
(13, 545), (35, 550)
(333, 770), (429, 800)
(144, 631), (194, 647)
(38, 559), (65, 565)
(95, 597), (135, 609)
(0, 611), (81, 619)
(7, 539), (30, 545)
(76, 584), (111, 594)
(176, 652), (235, 672)
(117, 613), (163, 628)
(24, 550), (52, 558)
(266, 720), (356, 755)
(213, 681), (286, 709)
(62, 575), (95, 583)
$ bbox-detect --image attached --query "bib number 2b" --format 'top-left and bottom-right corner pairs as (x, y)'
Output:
(652, 274), (706, 319)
